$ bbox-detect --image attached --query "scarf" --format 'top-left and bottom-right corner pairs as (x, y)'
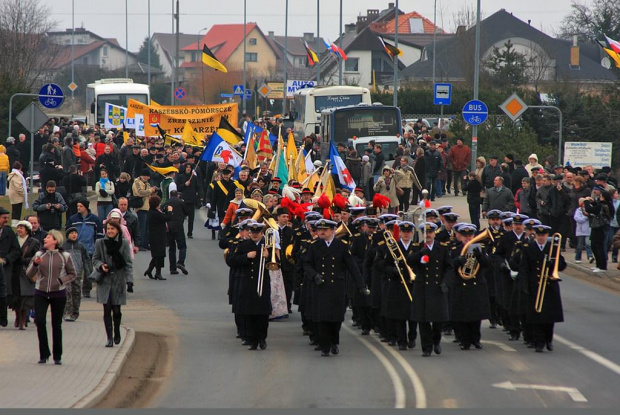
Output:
(99, 177), (109, 190)
(104, 235), (127, 271)
(12, 168), (29, 209)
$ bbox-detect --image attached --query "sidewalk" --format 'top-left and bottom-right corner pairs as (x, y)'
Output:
(0, 298), (135, 408)
(422, 191), (620, 281)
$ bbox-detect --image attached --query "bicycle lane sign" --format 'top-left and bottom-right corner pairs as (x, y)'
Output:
(462, 99), (488, 126)
(39, 83), (65, 109)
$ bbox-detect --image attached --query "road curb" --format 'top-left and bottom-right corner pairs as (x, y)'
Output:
(71, 326), (136, 409)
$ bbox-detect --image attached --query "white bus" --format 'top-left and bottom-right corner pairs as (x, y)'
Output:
(86, 78), (150, 126)
(292, 85), (371, 139)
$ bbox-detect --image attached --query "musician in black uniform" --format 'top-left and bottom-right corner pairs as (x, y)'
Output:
(518, 225), (566, 353)
(294, 212), (321, 341)
(350, 216), (373, 334)
(450, 224), (491, 350)
(276, 207), (295, 313)
(407, 222), (452, 357)
(228, 221), (272, 350)
(516, 218), (542, 347)
(436, 205), (453, 228)
(382, 221), (416, 351)
(496, 214), (528, 341)
(485, 209), (504, 328)
(435, 212), (459, 336)
(224, 218), (251, 342)
(303, 219), (368, 357)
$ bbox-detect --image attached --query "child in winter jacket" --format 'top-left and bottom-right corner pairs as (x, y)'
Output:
(574, 198), (593, 263)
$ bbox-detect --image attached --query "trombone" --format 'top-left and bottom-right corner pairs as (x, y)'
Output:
(383, 230), (415, 301)
(265, 228), (280, 271)
(534, 233), (562, 313)
(256, 228), (278, 297)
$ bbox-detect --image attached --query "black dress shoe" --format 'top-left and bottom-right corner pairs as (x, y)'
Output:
(408, 339), (416, 349)
(380, 338), (390, 342)
(314, 345), (322, 351)
(154, 275), (166, 280)
(443, 329), (453, 336)
(489, 323), (497, 329)
(546, 342), (554, 351)
(144, 270), (154, 279)
(398, 344), (408, 351)
(302, 330), (310, 336)
(422, 351), (431, 357)
(508, 334), (520, 341)
(473, 342), (483, 349)
(235, 333), (242, 339)
(170, 270), (179, 275)
(433, 344), (442, 355)
(177, 264), (189, 275)
(83, 292), (91, 298)
(187, 234), (193, 239)
(105, 339), (114, 347)
(321, 351), (330, 357)
(309, 339), (317, 346)
(54, 360), (62, 365)
(526, 342), (535, 348)
(38, 358), (49, 364)
(241, 340), (251, 346)
(460, 344), (471, 350)
(114, 334), (121, 345)
(535, 346), (544, 353)
(248, 344), (258, 350)
(259, 339), (267, 350)
(388, 340), (396, 346)
(361, 330), (370, 335)
(330, 345), (339, 355)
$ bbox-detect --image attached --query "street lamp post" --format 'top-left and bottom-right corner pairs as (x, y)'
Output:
(470, 0), (481, 172)
(242, 0), (247, 115)
(71, 0), (75, 119)
(316, 0), (320, 85)
(338, 0), (343, 85)
(393, 0), (399, 107)
(282, 0), (289, 117)
(125, 0), (129, 78)
(148, 0), (151, 86)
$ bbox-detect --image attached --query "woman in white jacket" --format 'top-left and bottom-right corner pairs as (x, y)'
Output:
(573, 198), (593, 263)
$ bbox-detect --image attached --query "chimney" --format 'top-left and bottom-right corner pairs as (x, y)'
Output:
(268, 31), (274, 39)
(356, 15), (370, 33)
(303, 32), (315, 43)
(345, 23), (356, 34)
(388, 2), (394, 8)
(570, 35), (580, 68)
(456, 25), (466, 35)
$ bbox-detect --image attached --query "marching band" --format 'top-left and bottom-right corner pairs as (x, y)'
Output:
(218, 182), (566, 357)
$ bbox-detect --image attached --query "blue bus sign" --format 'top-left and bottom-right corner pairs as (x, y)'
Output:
(39, 83), (65, 109)
(434, 83), (451, 106)
(462, 99), (488, 125)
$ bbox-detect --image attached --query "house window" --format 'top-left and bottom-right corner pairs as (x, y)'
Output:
(102, 46), (108, 57)
(345, 58), (359, 72)
(249, 38), (257, 45)
(245, 52), (258, 62)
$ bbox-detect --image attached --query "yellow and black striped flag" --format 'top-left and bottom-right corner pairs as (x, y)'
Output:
(304, 41), (319, 66)
(378, 36), (402, 59)
(202, 44), (228, 73)
(216, 116), (244, 145)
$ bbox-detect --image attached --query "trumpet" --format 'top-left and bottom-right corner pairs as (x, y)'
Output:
(457, 228), (494, 280)
(383, 230), (415, 301)
(535, 233), (562, 313)
(265, 228), (280, 271)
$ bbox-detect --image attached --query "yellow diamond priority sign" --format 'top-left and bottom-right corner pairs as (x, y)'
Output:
(68, 82), (78, 92)
(499, 93), (528, 121)
(258, 84), (272, 98)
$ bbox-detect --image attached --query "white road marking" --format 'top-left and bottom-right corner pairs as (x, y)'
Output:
(344, 326), (406, 408)
(480, 340), (517, 352)
(493, 381), (588, 402)
(554, 334), (620, 377)
(374, 339), (428, 408)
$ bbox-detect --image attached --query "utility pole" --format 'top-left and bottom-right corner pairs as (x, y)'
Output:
(316, 0), (321, 85)
(338, 0), (343, 85)
(148, 0), (151, 86)
(71, 0), (75, 119)
(470, 0), (481, 172)
(282, 0), (289, 117)
(174, 0), (179, 104)
(393, 0), (399, 106)
(125, 0), (129, 78)
(242, 0), (247, 114)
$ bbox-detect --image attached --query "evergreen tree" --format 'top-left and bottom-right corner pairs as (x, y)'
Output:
(137, 37), (162, 69)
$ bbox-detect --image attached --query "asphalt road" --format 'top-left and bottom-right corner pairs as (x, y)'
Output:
(126, 210), (620, 409)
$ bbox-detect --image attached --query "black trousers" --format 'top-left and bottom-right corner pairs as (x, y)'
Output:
(167, 230), (187, 270)
(186, 203), (196, 236)
(358, 306), (372, 332)
(408, 320), (418, 343)
(318, 321), (342, 353)
(591, 227), (608, 270)
(453, 170), (467, 195)
(520, 314), (533, 343)
(388, 318), (408, 346)
(533, 322), (555, 348)
(489, 296), (499, 325)
(446, 169), (453, 192)
(456, 321), (482, 347)
(34, 294), (67, 361)
(418, 322), (443, 353)
(469, 204), (481, 231)
(281, 269), (294, 312)
(11, 202), (22, 222)
(508, 311), (522, 337)
(235, 313), (247, 339)
(398, 188), (412, 212)
(244, 314), (269, 346)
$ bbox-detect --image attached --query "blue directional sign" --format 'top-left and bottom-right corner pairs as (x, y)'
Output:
(244, 89), (252, 101)
(233, 84), (245, 96)
(434, 83), (452, 106)
(39, 83), (64, 109)
(462, 99), (488, 126)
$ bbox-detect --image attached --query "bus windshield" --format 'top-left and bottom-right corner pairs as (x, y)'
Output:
(314, 95), (363, 113)
(333, 108), (400, 141)
(96, 93), (148, 124)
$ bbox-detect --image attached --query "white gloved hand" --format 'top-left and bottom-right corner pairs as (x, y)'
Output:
(206, 203), (211, 209)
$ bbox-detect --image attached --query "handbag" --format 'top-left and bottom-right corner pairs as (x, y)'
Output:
(590, 211), (610, 229)
(87, 269), (105, 283)
(395, 185), (404, 197)
(129, 195), (144, 208)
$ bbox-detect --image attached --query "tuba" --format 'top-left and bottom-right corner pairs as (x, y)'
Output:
(383, 230), (415, 301)
(335, 222), (352, 239)
(457, 228), (494, 280)
(243, 198), (278, 229)
(535, 233), (562, 313)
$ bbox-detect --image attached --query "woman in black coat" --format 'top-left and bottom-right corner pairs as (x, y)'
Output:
(145, 195), (173, 280)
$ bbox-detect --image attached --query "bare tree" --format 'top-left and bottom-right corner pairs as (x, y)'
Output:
(450, 4), (478, 32)
(526, 41), (555, 93)
(0, 0), (58, 89)
(558, 0), (620, 42)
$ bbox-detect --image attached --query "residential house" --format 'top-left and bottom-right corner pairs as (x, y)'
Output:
(151, 32), (202, 78)
(180, 23), (279, 79)
(400, 9), (616, 85)
(266, 31), (327, 81)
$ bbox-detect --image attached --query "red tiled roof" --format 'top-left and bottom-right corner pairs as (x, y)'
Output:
(50, 40), (107, 69)
(181, 23), (258, 63)
(382, 12), (445, 35)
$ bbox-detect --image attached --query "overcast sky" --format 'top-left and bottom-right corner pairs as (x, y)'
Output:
(44, 0), (578, 52)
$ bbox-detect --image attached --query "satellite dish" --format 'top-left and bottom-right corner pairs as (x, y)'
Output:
(601, 57), (612, 69)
